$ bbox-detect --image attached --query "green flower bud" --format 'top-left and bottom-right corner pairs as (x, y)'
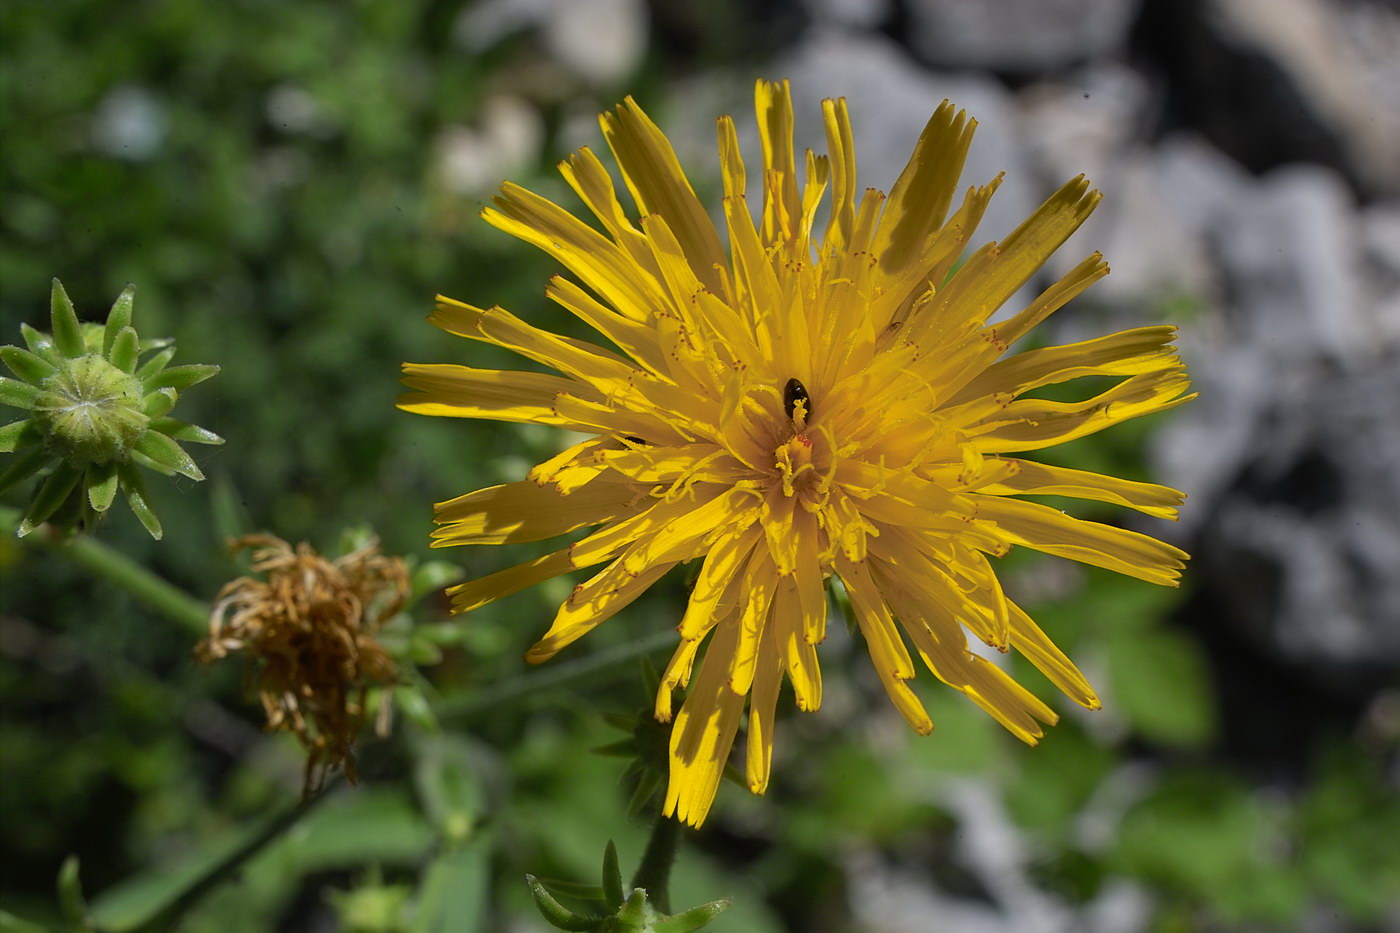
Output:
(32, 355), (148, 466)
(0, 279), (222, 539)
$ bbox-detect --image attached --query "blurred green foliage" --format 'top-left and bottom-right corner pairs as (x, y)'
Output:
(3, 2), (1396, 931)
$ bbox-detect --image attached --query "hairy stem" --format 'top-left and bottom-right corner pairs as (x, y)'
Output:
(630, 808), (682, 914)
(48, 530), (208, 634)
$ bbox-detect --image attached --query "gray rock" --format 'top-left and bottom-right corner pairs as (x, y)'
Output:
(902, 0), (1144, 74)
(1177, 0), (1400, 197)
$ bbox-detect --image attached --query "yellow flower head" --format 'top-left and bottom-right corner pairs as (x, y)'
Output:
(198, 534), (407, 795)
(401, 80), (1193, 827)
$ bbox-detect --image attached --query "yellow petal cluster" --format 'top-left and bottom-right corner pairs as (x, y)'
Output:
(402, 80), (1193, 827)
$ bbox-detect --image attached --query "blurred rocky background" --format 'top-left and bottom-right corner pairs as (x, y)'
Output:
(2, 0), (1397, 931)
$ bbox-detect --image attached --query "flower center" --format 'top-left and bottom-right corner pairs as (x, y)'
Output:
(33, 355), (148, 465)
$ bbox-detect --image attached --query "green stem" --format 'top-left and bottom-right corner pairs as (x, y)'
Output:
(46, 530), (208, 635)
(437, 629), (674, 722)
(630, 809), (682, 914)
(125, 791), (331, 933)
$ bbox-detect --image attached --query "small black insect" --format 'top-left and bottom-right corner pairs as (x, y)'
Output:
(783, 378), (810, 421)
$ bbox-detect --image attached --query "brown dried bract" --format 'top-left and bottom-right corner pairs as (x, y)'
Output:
(197, 534), (408, 797)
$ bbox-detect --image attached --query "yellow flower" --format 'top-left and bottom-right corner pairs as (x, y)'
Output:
(401, 80), (1193, 827)
(198, 534), (407, 796)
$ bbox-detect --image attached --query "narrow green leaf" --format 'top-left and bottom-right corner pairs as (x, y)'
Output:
(103, 284), (136, 355)
(178, 424), (225, 447)
(118, 463), (162, 539)
(135, 346), (175, 381)
(20, 323), (58, 364)
(0, 376), (41, 410)
(131, 448), (176, 476)
(616, 889), (650, 926)
(50, 279), (85, 358)
(0, 446), (50, 493)
(133, 431), (204, 481)
(592, 739), (635, 758)
(57, 856), (90, 929)
(602, 842), (624, 912)
(142, 388), (177, 419)
(0, 420), (43, 453)
(87, 462), (120, 513)
(525, 875), (597, 932)
(19, 462), (80, 535)
(654, 899), (731, 933)
(109, 326), (140, 373)
(1, 346), (56, 384)
(144, 363), (219, 393)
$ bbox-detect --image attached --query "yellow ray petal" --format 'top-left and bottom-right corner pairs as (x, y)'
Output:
(729, 545), (778, 695)
(525, 547), (677, 663)
(951, 325), (1182, 405)
(601, 97), (727, 293)
(820, 96), (856, 253)
(484, 183), (662, 322)
(979, 459), (1185, 521)
(972, 493), (1189, 585)
(397, 363), (582, 426)
(678, 523), (762, 639)
(545, 275), (669, 376)
(666, 620), (745, 827)
(988, 251), (1110, 349)
(1006, 597), (1099, 710)
(746, 620), (784, 793)
(444, 546), (581, 615)
(872, 100), (976, 285)
(969, 368), (1196, 452)
(754, 78), (799, 245)
(431, 479), (643, 547)
(836, 555), (915, 681)
(912, 175), (1101, 340)
(557, 146), (661, 280)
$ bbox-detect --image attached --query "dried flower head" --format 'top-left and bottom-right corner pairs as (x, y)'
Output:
(198, 534), (408, 795)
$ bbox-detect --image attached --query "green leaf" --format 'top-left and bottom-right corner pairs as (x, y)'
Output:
(143, 363), (219, 393)
(133, 431), (204, 481)
(148, 416), (223, 445)
(0, 420), (43, 453)
(57, 855), (91, 930)
(602, 841), (624, 912)
(654, 899), (730, 933)
(412, 734), (483, 843)
(134, 347), (175, 381)
(103, 285), (136, 355)
(50, 279), (85, 358)
(86, 462), (121, 513)
(109, 326), (140, 373)
(1, 345), (56, 384)
(118, 463), (162, 539)
(0, 446), (51, 494)
(0, 376), (41, 410)
(1107, 622), (1215, 747)
(526, 876), (597, 931)
(20, 323), (58, 364)
(19, 461), (80, 535)
(411, 836), (490, 933)
(142, 388), (177, 419)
